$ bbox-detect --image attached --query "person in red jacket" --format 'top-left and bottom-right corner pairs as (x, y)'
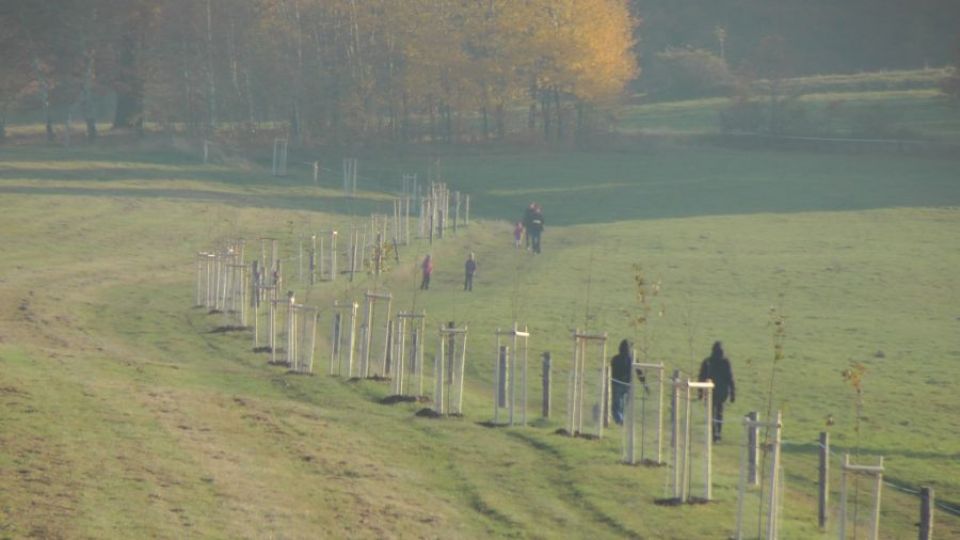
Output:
(420, 254), (433, 290)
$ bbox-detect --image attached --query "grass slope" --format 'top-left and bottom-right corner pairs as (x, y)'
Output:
(0, 141), (958, 539)
(620, 90), (960, 140)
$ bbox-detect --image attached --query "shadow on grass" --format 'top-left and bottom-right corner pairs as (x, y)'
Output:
(4, 145), (960, 225)
(505, 430), (642, 539)
(0, 185), (385, 217)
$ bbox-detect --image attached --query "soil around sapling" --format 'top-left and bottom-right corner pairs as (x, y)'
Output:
(379, 395), (431, 405)
(553, 428), (600, 440)
(209, 325), (249, 333)
(413, 409), (463, 419)
(415, 408), (442, 418)
(347, 375), (392, 383)
(653, 497), (711, 506)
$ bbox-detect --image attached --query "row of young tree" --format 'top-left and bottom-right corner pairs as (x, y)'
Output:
(0, 0), (637, 144)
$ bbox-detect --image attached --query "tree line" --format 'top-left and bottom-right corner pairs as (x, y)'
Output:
(631, 0), (960, 76)
(0, 0), (637, 144)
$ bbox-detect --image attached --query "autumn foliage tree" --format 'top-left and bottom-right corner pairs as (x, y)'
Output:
(3, 0), (638, 145)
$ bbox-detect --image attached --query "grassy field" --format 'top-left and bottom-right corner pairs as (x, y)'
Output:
(1, 140), (958, 539)
(619, 90), (960, 140)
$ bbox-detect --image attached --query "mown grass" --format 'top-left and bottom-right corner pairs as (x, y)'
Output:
(620, 89), (960, 140)
(0, 140), (958, 539)
(752, 68), (953, 96)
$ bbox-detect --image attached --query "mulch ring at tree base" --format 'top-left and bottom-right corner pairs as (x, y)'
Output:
(379, 395), (431, 405)
(252, 346), (273, 353)
(267, 360), (290, 367)
(654, 497), (711, 506)
(209, 325), (250, 333)
(347, 375), (392, 383)
(553, 428), (600, 440)
(414, 409), (462, 419)
(476, 421), (508, 428)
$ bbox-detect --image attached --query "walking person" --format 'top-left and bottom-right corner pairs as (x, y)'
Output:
(420, 254), (433, 290)
(513, 221), (524, 249)
(522, 203), (535, 249)
(610, 339), (633, 425)
(698, 341), (735, 442)
(528, 204), (544, 254)
(464, 253), (477, 291)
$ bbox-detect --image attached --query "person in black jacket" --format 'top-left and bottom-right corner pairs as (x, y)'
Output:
(528, 204), (544, 254)
(464, 253), (477, 291)
(610, 339), (633, 425)
(698, 341), (736, 442)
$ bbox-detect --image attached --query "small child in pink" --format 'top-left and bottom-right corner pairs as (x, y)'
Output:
(513, 222), (524, 248)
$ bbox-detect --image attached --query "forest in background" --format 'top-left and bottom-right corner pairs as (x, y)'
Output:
(632, 0), (960, 75)
(0, 0), (636, 144)
(0, 0), (958, 145)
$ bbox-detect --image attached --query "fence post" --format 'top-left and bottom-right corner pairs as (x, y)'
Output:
(541, 352), (551, 418)
(767, 411), (782, 540)
(747, 411), (759, 486)
(670, 369), (681, 499)
(498, 345), (508, 408)
(919, 486), (934, 540)
(819, 431), (829, 530)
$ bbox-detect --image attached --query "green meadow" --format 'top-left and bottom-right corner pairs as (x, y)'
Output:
(0, 138), (958, 539)
(620, 89), (960, 140)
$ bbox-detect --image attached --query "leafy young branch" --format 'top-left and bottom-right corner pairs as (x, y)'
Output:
(630, 263), (664, 364)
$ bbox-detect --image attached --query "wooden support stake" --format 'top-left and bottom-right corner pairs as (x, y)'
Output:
(819, 431), (829, 529)
(748, 411), (760, 486)
(541, 352), (551, 418)
(919, 487), (934, 540)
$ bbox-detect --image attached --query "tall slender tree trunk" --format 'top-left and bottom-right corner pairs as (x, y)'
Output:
(244, 68), (256, 125)
(31, 57), (54, 142)
(428, 95), (437, 142)
(553, 87), (563, 141)
(205, 0), (217, 130)
(113, 32), (144, 132)
(292, 0), (304, 143)
(495, 103), (505, 140)
(541, 91), (551, 142)
(400, 92), (408, 141)
(226, 12), (243, 124)
(444, 104), (453, 143)
(481, 105), (489, 141)
(575, 101), (585, 143)
(82, 49), (97, 140)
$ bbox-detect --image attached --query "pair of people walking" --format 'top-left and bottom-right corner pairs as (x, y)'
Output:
(610, 339), (735, 442)
(522, 203), (544, 254)
(420, 253), (478, 291)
